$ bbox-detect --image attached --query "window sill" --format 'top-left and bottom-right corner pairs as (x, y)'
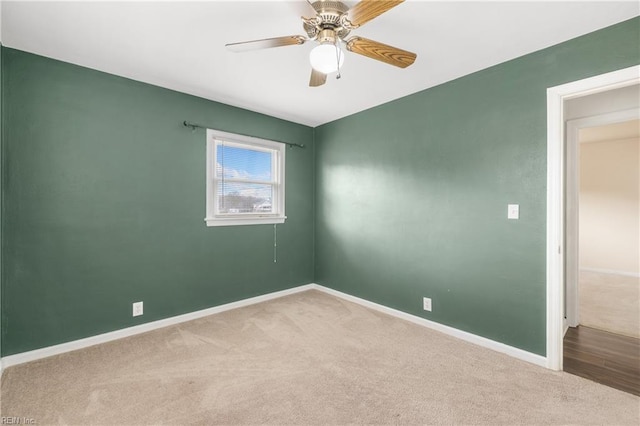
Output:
(205, 216), (286, 227)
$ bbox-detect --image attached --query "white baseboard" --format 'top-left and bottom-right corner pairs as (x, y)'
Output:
(1, 284), (316, 369)
(1, 282), (547, 370)
(310, 284), (547, 368)
(580, 267), (640, 278)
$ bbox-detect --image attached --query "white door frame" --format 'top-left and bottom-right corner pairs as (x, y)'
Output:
(565, 108), (640, 328)
(546, 64), (639, 371)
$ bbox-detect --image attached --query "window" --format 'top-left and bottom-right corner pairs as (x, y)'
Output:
(206, 129), (285, 226)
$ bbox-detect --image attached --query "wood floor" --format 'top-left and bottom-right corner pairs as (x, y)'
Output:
(564, 326), (640, 396)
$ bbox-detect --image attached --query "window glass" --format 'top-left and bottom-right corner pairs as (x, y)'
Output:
(206, 129), (286, 227)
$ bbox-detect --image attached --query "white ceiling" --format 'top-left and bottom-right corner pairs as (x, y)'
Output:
(2, 1), (639, 127)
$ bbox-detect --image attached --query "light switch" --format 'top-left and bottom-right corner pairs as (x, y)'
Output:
(508, 204), (519, 220)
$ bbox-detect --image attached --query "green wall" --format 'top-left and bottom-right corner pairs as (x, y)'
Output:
(1, 48), (314, 356)
(314, 17), (639, 356)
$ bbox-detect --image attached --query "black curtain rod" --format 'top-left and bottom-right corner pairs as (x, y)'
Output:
(182, 121), (305, 149)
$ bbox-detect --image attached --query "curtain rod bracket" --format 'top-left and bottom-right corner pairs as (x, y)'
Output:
(183, 121), (198, 132)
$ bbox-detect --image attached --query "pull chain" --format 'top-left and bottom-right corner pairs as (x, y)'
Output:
(273, 224), (277, 263)
(335, 40), (341, 80)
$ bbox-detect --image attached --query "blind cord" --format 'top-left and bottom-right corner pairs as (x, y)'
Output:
(220, 141), (225, 210)
(273, 224), (277, 263)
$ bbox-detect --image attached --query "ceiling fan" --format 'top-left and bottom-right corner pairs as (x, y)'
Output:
(225, 0), (417, 87)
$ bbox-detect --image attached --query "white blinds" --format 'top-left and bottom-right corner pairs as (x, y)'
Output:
(215, 141), (276, 214)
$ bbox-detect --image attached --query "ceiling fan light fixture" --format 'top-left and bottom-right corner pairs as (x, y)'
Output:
(309, 44), (345, 74)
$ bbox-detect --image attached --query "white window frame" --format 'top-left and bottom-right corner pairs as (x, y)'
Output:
(205, 129), (286, 227)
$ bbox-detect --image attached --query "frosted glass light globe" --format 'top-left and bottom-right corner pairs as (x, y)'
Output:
(310, 44), (345, 74)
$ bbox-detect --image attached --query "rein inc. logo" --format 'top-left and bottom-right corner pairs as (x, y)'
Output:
(1, 417), (35, 425)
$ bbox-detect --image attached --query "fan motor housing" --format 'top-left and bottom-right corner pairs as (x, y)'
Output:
(304, 1), (352, 41)
(312, 1), (348, 23)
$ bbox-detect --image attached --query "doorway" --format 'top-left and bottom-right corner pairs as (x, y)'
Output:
(563, 101), (639, 395)
(546, 65), (639, 372)
(546, 66), (639, 395)
(565, 111), (639, 334)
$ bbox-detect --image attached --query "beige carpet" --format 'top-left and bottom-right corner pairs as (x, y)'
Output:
(579, 270), (640, 338)
(1, 290), (638, 425)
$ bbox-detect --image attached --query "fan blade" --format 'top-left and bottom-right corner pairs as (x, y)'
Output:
(309, 68), (327, 87)
(226, 35), (307, 52)
(346, 0), (404, 27)
(346, 37), (416, 68)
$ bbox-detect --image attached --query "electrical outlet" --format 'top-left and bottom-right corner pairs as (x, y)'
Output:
(423, 297), (432, 312)
(133, 301), (143, 317)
